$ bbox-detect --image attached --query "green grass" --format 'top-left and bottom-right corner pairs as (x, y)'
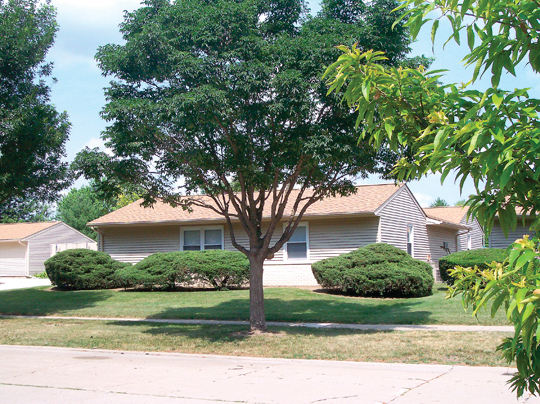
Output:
(0, 317), (512, 367)
(0, 285), (509, 325)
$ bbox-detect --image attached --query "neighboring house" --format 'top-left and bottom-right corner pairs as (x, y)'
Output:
(0, 222), (96, 277)
(88, 184), (480, 286)
(489, 213), (535, 248)
(423, 206), (485, 277)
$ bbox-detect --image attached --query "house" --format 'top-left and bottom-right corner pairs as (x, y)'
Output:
(489, 212), (535, 248)
(423, 206), (485, 278)
(88, 184), (482, 286)
(0, 222), (97, 277)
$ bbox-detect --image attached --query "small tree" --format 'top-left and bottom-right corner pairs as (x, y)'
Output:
(429, 197), (449, 207)
(74, 0), (421, 332)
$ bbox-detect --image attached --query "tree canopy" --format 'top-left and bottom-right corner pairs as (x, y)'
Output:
(74, 0), (421, 331)
(324, 0), (540, 396)
(0, 0), (71, 215)
(0, 197), (53, 223)
(56, 183), (141, 239)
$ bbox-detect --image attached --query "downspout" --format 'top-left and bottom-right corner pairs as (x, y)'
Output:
(18, 240), (29, 277)
(91, 227), (104, 252)
(456, 229), (470, 252)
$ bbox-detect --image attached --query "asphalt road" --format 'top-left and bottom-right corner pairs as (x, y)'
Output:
(1, 345), (539, 404)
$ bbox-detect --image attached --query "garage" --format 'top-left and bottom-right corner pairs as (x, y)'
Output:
(0, 242), (27, 276)
(0, 222), (96, 277)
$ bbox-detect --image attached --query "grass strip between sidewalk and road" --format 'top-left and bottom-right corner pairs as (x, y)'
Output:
(0, 317), (513, 367)
(0, 286), (510, 325)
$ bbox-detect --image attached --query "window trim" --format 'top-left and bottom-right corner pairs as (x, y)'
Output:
(283, 222), (309, 262)
(180, 225), (224, 251)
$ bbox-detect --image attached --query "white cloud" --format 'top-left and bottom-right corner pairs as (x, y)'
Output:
(412, 192), (433, 208)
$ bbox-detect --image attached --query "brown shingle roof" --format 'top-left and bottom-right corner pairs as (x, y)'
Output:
(89, 183), (403, 226)
(424, 206), (469, 225)
(0, 222), (59, 241)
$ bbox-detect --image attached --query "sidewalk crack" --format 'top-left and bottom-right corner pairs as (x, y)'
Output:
(385, 366), (455, 403)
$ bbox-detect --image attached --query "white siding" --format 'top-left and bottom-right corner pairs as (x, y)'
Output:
(458, 216), (484, 251)
(0, 242), (27, 276)
(102, 225), (181, 264)
(427, 227), (457, 261)
(377, 187), (430, 261)
(490, 220), (535, 249)
(27, 223), (94, 275)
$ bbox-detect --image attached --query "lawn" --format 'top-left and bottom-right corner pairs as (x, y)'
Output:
(0, 285), (509, 325)
(0, 317), (512, 367)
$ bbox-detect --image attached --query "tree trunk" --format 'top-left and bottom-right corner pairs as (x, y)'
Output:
(248, 254), (266, 332)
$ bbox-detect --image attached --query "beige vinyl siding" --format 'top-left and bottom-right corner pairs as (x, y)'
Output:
(377, 186), (430, 261)
(0, 241), (27, 276)
(102, 225), (181, 264)
(458, 217), (484, 251)
(489, 220), (535, 249)
(26, 223), (94, 275)
(307, 216), (379, 262)
(427, 227), (457, 261)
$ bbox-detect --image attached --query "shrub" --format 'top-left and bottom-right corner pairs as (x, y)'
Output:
(116, 250), (250, 290)
(311, 243), (434, 297)
(33, 271), (48, 279)
(114, 252), (193, 290)
(45, 249), (129, 290)
(181, 250), (250, 290)
(438, 248), (507, 285)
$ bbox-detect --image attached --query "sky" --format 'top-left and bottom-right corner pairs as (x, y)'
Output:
(44, 0), (540, 207)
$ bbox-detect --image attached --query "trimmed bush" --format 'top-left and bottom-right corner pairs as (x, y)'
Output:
(311, 243), (434, 297)
(45, 249), (129, 290)
(114, 252), (193, 290)
(116, 250), (250, 290)
(438, 248), (507, 284)
(181, 250), (250, 290)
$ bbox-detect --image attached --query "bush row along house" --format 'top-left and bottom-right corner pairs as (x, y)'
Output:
(88, 184), (485, 285)
(0, 222), (96, 277)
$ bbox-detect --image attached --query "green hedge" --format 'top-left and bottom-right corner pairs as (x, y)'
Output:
(180, 250), (250, 290)
(438, 248), (507, 284)
(114, 252), (193, 290)
(311, 243), (434, 297)
(115, 250), (250, 290)
(45, 249), (129, 290)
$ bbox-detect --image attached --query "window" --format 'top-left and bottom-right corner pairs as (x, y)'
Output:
(467, 234), (472, 250)
(284, 223), (309, 261)
(407, 225), (414, 257)
(181, 226), (223, 251)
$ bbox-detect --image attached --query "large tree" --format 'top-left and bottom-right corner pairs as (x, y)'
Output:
(324, 0), (540, 396)
(0, 197), (53, 223)
(75, 0), (421, 332)
(0, 0), (71, 216)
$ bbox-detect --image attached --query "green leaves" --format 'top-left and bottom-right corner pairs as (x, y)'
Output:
(446, 237), (540, 397)
(0, 0), (72, 210)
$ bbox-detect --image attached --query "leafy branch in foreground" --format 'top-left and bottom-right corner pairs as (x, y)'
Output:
(324, 0), (540, 397)
(447, 236), (540, 396)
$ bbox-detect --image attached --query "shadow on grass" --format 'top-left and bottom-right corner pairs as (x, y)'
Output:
(144, 296), (433, 325)
(0, 287), (113, 316)
(106, 320), (394, 343)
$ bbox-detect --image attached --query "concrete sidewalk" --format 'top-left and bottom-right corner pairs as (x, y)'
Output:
(1, 314), (515, 332)
(0, 277), (51, 291)
(0, 345), (537, 404)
